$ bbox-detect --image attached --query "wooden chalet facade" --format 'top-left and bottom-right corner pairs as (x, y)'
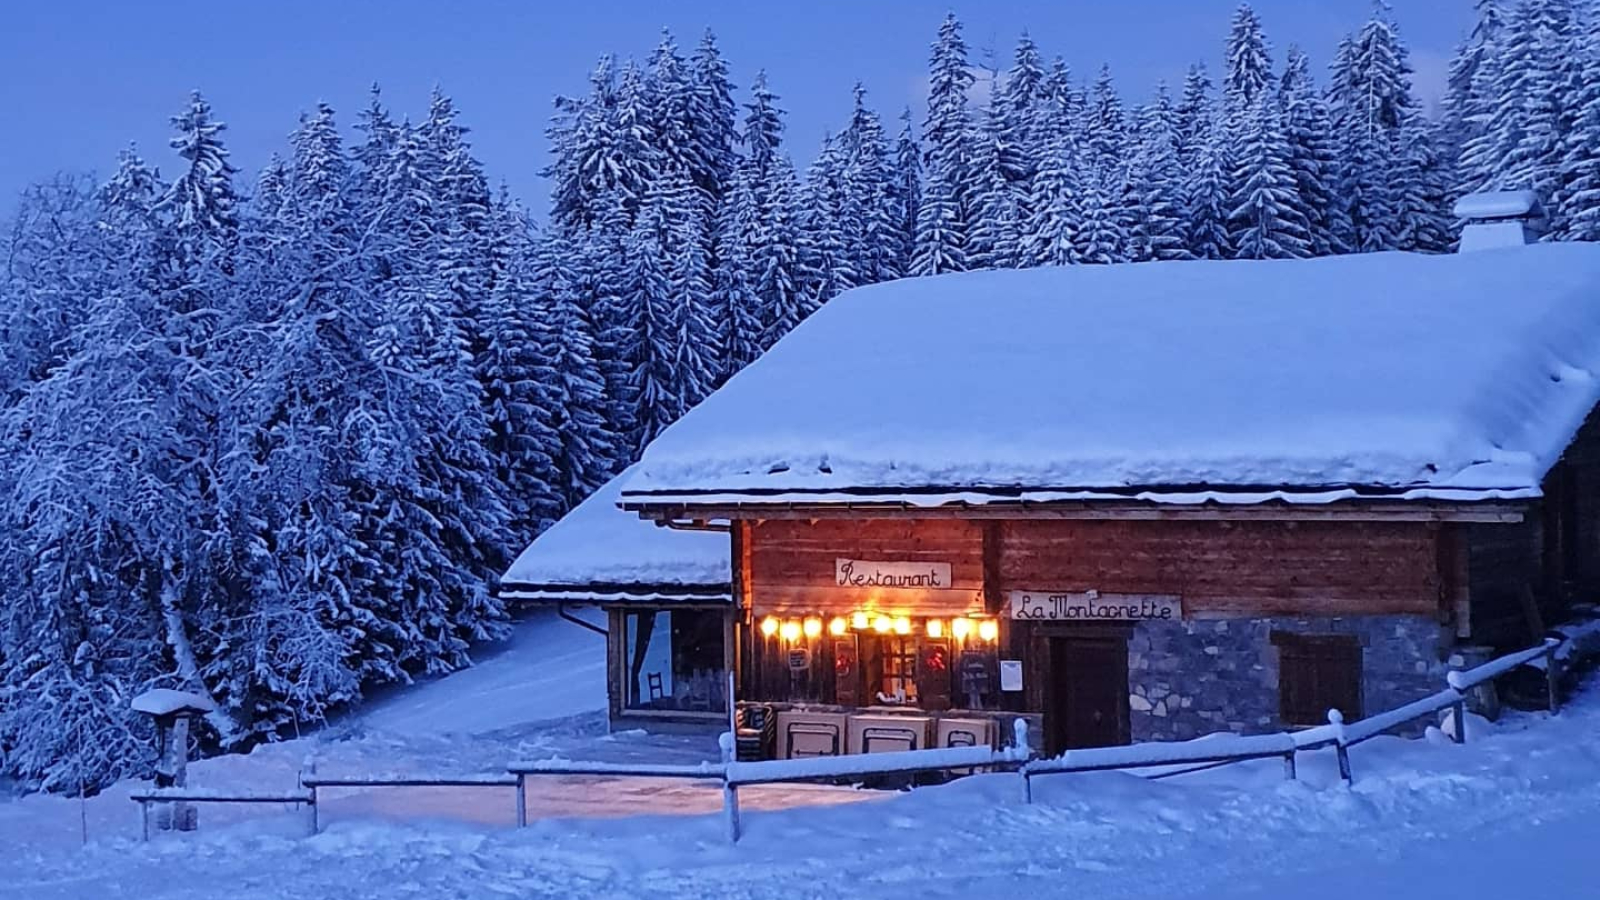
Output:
(512, 233), (1600, 759)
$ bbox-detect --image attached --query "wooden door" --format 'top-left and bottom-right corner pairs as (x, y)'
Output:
(1046, 636), (1130, 755)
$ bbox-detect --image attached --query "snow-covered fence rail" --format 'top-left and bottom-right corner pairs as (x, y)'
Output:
(1020, 731), (1303, 801)
(504, 758), (728, 831)
(298, 774), (518, 834)
(128, 788), (315, 841)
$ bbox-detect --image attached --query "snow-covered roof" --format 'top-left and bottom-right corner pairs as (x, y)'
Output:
(1454, 190), (1542, 221)
(622, 245), (1600, 506)
(501, 465), (730, 602)
(130, 688), (216, 716)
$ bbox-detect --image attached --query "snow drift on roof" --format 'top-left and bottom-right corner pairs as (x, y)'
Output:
(1454, 190), (1542, 220)
(622, 245), (1600, 501)
(501, 465), (729, 594)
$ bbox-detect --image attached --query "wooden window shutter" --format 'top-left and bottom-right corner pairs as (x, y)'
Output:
(1272, 632), (1362, 726)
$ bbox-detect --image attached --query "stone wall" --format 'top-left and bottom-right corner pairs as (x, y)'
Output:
(1128, 615), (1448, 742)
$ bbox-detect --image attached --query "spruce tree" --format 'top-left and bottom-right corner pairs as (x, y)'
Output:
(1228, 97), (1310, 259)
(918, 13), (976, 273)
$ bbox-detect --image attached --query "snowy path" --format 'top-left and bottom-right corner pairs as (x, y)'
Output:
(5, 680), (1600, 899)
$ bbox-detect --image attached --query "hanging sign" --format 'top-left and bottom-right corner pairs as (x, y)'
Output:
(1005, 590), (1181, 621)
(835, 558), (952, 590)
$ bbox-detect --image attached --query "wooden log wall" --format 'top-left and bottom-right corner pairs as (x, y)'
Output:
(746, 517), (1444, 619)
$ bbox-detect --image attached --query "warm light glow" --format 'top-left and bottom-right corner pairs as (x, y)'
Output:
(829, 616), (848, 636)
(952, 617), (973, 640)
(926, 618), (945, 639)
(760, 616), (779, 638)
(851, 611), (870, 630)
(893, 616), (912, 635)
(978, 619), (1000, 642)
(779, 620), (802, 642)
(803, 617), (823, 638)
(872, 615), (893, 633)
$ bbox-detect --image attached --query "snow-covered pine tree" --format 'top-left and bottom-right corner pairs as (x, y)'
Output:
(1184, 135), (1233, 261)
(539, 227), (622, 504)
(1131, 86), (1193, 262)
(1087, 65), (1128, 189)
(478, 199), (563, 540)
(689, 29), (738, 209)
(1557, 14), (1600, 241)
(1223, 4), (1274, 119)
(837, 84), (903, 284)
(1442, 1), (1508, 200)
(711, 168), (765, 380)
(917, 12), (976, 274)
(754, 159), (808, 349)
(580, 191), (641, 451)
(795, 135), (859, 304)
(1228, 96), (1310, 259)
(891, 108), (921, 274)
(1393, 113), (1455, 253)
(624, 175), (685, 451)
(1461, 0), (1574, 208)
(1024, 102), (1081, 268)
(1278, 47), (1345, 256)
(1327, 7), (1422, 253)
(1174, 63), (1216, 170)
(1072, 179), (1124, 265)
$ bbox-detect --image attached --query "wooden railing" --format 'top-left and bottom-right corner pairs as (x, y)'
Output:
(129, 637), (1569, 842)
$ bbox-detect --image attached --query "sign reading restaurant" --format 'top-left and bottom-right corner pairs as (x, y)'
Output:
(1005, 590), (1181, 621)
(835, 558), (953, 589)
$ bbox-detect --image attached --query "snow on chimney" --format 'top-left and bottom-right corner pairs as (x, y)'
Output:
(1454, 190), (1545, 252)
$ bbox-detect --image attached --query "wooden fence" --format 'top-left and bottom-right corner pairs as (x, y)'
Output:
(129, 637), (1568, 843)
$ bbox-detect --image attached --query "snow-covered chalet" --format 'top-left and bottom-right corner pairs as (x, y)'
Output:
(509, 199), (1600, 757)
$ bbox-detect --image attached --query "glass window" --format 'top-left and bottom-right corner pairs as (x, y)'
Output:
(622, 609), (727, 714)
(877, 635), (919, 704)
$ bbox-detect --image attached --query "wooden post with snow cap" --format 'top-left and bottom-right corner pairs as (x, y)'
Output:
(1014, 718), (1033, 805)
(1545, 643), (1562, 716)
(720, 731), (741, 844)
(299, 754), (319, 835)
(1328, 709), (1353, 786)
(130, 688), (216, 835)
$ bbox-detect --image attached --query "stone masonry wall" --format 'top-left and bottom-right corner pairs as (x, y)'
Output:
(1128, 615), (1449, 742)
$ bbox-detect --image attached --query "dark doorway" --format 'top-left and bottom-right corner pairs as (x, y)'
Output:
(1045, 635), (1130, 755)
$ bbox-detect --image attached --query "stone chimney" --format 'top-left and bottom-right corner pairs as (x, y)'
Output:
(1454, 190), (1545, 252)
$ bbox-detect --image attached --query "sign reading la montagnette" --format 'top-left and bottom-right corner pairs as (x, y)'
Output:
(1005, 590), (1181, 621)
(835, 558), (952, 589)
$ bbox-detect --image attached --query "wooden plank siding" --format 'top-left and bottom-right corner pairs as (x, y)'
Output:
(999, 519), (1442, 618)
(745, 516), (1445, 620)
(747, 519), (986, 616)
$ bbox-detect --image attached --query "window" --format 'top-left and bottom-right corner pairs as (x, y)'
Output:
(622, 609), (727, 714)
(877, 635), (919, 704)
(1273, 632), (1363, 727)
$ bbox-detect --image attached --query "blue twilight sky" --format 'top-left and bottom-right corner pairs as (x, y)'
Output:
(0, 1), (1475, 217)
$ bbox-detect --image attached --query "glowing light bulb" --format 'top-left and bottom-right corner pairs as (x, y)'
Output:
(779, 620), (802, 642)
(872, 615), (892, 633)
(952, 617), (973, 640)
(760, 616), (779, 638)
(978, 619), (999, 642)
(803, 617), (823, 638)
(851, 611), (870, 630)
(926, 619), (945, 639)
(829, 617), (848, 636)
(893, 616), (912, 635)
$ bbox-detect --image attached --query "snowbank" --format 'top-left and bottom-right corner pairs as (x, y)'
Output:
(501, 465), (729, 597)
(622, 245), (1600, 502)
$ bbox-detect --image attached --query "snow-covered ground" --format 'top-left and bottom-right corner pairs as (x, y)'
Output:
(3, 617), (1597, 899)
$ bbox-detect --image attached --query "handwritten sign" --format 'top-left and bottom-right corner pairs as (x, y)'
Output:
(1005, 590), (1181, 621)
(835, 558), (952, 590)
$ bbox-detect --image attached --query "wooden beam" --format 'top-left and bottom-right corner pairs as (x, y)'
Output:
(982, 521), (1003, 615)
(625, 501), (1526, 525)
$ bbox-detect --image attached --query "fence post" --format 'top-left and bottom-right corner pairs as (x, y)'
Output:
(1282, 751), (1297, 781)
(514, 774), (528, 828)
(1545, 645), (1561, 716)
(719, 731), (741, 844)
(1013, 718), (1034, 804)
(300, 755), (319, 836)
(1328, 709), (1353, 787)
(140, 799), (150, 842)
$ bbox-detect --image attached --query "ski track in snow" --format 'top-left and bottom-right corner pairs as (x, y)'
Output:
(4, 640), (1599, 898)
